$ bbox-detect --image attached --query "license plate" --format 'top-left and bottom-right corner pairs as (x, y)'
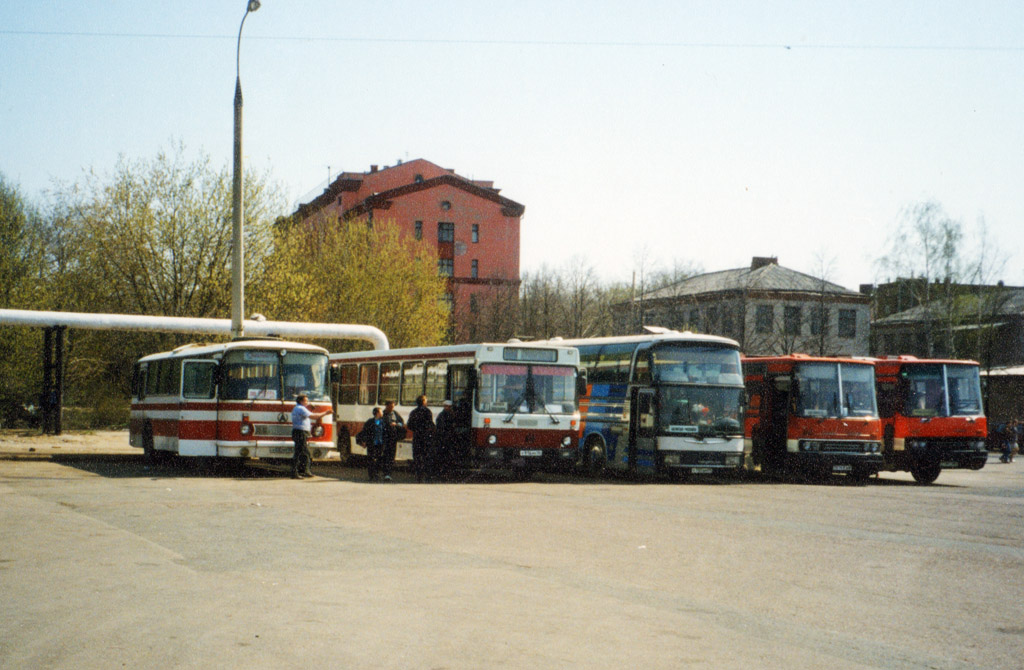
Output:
(520, 450), (543, 457)
(940, 461), (958, 468)
(691, 468), (713, 474)
(832, 464), (853, 472)
(270, 447), (292, 454)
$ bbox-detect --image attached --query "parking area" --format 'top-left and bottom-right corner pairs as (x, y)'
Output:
(1, 431), (1023, 669)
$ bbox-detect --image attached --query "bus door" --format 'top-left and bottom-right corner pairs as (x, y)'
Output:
(629, 388), (657, 472)
(763, 375), (791, 470)
(180, 359), (217, 455)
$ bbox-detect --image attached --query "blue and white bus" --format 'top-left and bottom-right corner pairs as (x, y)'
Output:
(542, 331), (746, 477)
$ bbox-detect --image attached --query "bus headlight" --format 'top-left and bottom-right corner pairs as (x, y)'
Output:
(561, 436), (572, 447)
(487, 434), (497, 445)
(240, 423), (252, 436)
(725, 454), (742, 466)
(312, 424), (324, 437)
(663, 453), (681, 465)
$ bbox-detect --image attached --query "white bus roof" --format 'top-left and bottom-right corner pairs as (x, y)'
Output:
(329, 341), (580, 362)
(535, 331), (740, 349)
(137, 339), (328, 363)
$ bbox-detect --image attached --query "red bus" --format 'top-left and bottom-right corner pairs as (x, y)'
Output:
(743, 355), (883, 482)
(130, 339), (334, 463)
(872, 356), (988, 484)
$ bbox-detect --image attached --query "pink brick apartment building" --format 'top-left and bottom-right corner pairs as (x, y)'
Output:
(295, 159), (524, 342)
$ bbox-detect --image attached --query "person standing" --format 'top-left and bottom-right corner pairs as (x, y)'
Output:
(1001, 419), (1018, 463)
(407, 395), (435, 482)
(381, 400), (405, 482)
(358, 407), (385, 481)
(291, 394), (331, 479)
(434, 399), (456, 479)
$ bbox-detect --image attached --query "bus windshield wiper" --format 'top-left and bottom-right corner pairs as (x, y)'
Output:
(504, 393), (527, 423)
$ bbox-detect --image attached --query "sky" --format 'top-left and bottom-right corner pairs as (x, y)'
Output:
(2, 1), (1023, 292)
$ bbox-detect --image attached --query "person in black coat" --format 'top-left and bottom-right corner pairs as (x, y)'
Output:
(380, 400), (405, 482)
(407, 395), (435, 482)
(434, 399), (457, 479)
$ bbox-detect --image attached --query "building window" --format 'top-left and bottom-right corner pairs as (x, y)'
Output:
(688, 309), (699, 329)
(440, 200), (452, 211)
(440, 292), (454, 312)
(438, 258), (454, 276)
(438, 222), (454, 243)
(784, 306), (802, 336)
(810, 306), (829, 336)
(472, 224), (479, 243)
(414, 174), (424, 183)
(414, 221), (422, 240)
(755, 305), (773, 333)
(838, 309), (857, 339)
(471, 259), (479, 279)
(470, 294), (479, 313)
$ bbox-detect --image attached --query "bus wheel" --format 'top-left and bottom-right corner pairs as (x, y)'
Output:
(911, 462), (941, 485)
(584, 442), (606, 478)
(336, 428), (351, 464)
(142, 424), (157, 464)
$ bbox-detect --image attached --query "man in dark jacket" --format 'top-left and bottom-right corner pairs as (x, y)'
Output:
(381, 400), (404, 482)
(357, 407), (385, 481)
(434, 399), (456, 479)
(407, 395), (435, 482)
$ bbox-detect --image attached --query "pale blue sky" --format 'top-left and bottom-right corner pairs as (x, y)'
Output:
(2, 1), (1022, 291)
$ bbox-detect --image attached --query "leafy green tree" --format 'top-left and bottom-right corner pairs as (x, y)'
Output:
(37, 144), (284, 420)
(0, 175), (49, 426)
(256, 215), (449, 350)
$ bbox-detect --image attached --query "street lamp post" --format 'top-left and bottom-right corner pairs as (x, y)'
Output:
(231, 0), (261, 339)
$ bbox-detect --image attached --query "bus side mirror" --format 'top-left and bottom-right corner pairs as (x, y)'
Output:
(577, 370), (588, 397)
(467, 368), (478, 392)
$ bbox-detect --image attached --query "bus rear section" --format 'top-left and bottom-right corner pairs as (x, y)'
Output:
(330, 343), (584, 476)
(129, 340), (334, 462)
(873, 356), (988, 484)
(743, 355), (883, 482)
(565, 333), (747, 478)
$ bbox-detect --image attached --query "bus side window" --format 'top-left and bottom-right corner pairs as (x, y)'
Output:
(634, 352), (652, 385)
(183, 361), (217, 399)
(358, 364), (378, 405)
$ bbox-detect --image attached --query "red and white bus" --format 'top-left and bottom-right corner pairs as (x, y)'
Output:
(871, 355), (988, 484)
(743, 354), (883, 482)
(129, 339), (334, 462)
(329, 342), (584, 474)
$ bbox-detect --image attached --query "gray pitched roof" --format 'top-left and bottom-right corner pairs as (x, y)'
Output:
(874, 287), (1024, 325)
(641, 262), (858, 302)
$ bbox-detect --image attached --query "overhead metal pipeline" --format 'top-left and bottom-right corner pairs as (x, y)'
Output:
(0, 309), (390, 351)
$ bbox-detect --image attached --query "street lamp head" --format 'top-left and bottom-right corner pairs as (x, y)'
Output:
(247, 0), (261, 12)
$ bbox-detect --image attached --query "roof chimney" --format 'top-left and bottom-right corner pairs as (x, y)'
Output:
(751, 256), (778, 270)
(370, 165), (378, 173)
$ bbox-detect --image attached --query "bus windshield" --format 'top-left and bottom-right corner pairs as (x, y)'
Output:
(659, 385), (744, 437)
(903, 363), (982, 417)
(477, 363), (577, 414)
(794, 362), (877, 419)
(221, 349), (330, 402)
(651, 344), (744, 385)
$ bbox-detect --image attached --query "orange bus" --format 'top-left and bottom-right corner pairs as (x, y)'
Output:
(872, 355), (988, 484)
(743, 355), (883, 482)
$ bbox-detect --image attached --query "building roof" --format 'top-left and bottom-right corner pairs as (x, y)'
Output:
(639, 257), (861, 302)
(873, 287), (1024, 325)
(295, 158), (523, 219)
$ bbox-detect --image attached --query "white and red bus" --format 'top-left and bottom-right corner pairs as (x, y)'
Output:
(129, 339), (334, 462)
(329, 342), (584, 474)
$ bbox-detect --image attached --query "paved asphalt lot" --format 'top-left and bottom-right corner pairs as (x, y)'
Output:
(1, 430), (1022, 669)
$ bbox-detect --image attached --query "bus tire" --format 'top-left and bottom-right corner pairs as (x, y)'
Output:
(584, 439), (606, 478)
(142, 424), (157, 464)
(911, 462), (941, 485)
(336, 428), (351, 464)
